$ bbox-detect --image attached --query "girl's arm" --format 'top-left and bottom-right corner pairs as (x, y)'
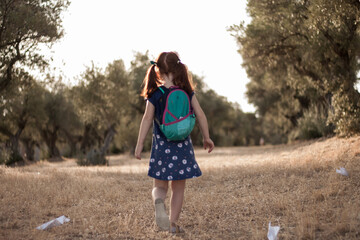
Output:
(191, 95), (215, 153)
(135, 101), (155, 160)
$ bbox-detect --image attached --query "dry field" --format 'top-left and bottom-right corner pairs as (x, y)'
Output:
(1, 136), (360, 240)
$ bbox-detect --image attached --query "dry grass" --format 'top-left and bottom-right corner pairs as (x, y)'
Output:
(1, 136), (360, 239)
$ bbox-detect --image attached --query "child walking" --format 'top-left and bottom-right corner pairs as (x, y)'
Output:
(135, 51), (214, 233)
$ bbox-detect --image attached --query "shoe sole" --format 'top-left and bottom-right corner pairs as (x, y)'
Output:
(155, 199), (170, 231)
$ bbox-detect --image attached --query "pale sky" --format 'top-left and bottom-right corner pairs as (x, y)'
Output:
(44, 0), (255, 112)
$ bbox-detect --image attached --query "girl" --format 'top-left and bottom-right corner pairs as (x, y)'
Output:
(135, 51), (214, 233)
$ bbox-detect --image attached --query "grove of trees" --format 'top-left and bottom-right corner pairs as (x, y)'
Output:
(1, 0), (359, 165)
(0, 0), (259, 165)
(229, 0), (360, 143)
(1, 51), (260, 165)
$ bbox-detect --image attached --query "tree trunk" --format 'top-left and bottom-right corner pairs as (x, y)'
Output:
(41, 126), (61, 159)
(49, 130), (61, 158)
(7, 121), (27, 162)
(21, 138), (36, 161)
(100, 124), (116, 156)
(63, 129), (78, 157)
(0, 40), (22, 94)
(8, 134), (22, 160)
(80, 124), (91, 153)
(80, 124), (102, 153)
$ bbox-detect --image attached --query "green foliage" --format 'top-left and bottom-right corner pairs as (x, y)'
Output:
(0, 0), (264, 162)
(1, 51), (263, 164)
(0, 147), (9, 165)
(6, 151), (23, 166)
(330, 88), (360, 136)
(0, 0), (70, 161)
(116, 52), (151, 152)
(0, 73), (45, 160)
(71, 59), (132, 162)
(0, 148), (5, 164)
(0, 146), (22, 166)
(191, 75), (259, 146)
(290, 106), (334, 141)
(230, 0), (360, 141)
(0, 0), (70, 93)
(38, 83), (80, 158)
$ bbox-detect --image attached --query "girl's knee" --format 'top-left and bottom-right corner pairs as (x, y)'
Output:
(171, 179), (186, 191)
(154, 179), (169, 191)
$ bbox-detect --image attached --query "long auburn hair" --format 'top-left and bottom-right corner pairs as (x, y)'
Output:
(141, 52), (195, 99)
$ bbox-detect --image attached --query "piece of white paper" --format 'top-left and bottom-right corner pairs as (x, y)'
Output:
(36, 215), (70, 230)
(336, 167), (349, 176)
(267, 222), (280, 240)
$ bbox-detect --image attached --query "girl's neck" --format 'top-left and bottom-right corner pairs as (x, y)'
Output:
(162, 73), (174, 88)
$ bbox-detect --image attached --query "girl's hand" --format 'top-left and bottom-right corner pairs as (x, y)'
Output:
(203, 138), (214, 153)
(134, 143), (143, 160)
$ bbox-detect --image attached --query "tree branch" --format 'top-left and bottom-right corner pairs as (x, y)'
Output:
(293, 63), (325, 91)
(0, 39), (23, 93)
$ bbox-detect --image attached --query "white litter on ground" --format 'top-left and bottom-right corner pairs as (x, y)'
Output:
(336, 167), (349, 176)
(267, 221), (280, 240)
(36, 215), (70, 230)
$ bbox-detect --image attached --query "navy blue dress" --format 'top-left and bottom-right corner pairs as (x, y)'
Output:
(147, 87), (202, 181)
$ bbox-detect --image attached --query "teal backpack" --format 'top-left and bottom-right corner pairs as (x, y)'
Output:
(155, 86), (196, 141)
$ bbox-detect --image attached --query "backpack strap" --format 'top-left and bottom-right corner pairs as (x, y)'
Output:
(158, 86), (165, 94)
(154, 86), (167, 126)
(154, 86), (182, 126)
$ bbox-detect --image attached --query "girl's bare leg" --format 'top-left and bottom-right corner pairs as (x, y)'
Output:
(152, 179), (168, 202)
(169, 179), (186, 224)
(152, 179), (170, 230)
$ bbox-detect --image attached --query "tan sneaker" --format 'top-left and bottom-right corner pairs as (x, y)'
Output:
(154, 198), (170, 231)
(169, 222), (185, 234)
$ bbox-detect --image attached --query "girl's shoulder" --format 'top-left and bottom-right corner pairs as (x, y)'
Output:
(148, 87), (165, 105)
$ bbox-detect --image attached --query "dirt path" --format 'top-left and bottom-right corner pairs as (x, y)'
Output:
(1, 136), (359, 239)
